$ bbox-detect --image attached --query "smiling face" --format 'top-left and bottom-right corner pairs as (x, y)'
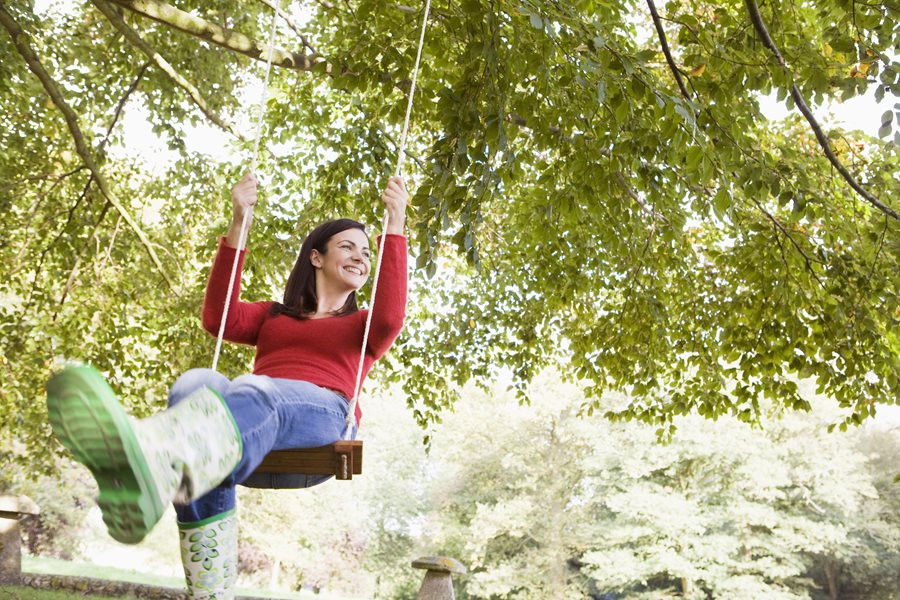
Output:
(310, 228), (371, 293)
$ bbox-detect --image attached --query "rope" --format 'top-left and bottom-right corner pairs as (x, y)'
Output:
(344, 0), (431, 439)
(211, 4), (282, 372)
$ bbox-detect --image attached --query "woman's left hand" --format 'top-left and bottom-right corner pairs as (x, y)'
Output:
(381, 176), (408, 234)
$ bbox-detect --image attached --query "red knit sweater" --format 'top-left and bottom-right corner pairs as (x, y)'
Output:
(201, 234), (407, 425)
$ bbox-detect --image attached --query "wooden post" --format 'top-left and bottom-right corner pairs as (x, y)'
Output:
(0, 495), (40, 584)
(412, 556), (466, 600)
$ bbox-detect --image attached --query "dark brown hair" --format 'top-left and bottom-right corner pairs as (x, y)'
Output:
(270, 219), (368, 320)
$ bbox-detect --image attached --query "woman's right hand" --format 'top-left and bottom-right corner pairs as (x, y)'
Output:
(231, 171), (258, 223)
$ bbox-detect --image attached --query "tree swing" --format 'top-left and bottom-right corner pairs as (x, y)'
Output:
(214, 0), (432, 484)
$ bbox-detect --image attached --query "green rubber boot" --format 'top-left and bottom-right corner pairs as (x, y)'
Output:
(179, 510), (238, 599)
(46, 365), (242, 544)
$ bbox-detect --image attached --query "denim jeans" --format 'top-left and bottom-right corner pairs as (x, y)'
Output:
(168, 368), (357, 523)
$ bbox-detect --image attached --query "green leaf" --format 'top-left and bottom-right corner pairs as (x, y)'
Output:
(596, 80), (607, 103)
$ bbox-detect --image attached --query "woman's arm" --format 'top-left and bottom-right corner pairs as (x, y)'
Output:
(366, 177), (409, 357)
(201, 173), (268, 345)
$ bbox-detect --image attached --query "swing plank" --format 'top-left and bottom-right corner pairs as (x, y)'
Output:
(254, 441), (363, 480)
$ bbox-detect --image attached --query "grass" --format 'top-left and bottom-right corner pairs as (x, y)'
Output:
(0, 587), (136, 600)
(18, 555), (354, 600)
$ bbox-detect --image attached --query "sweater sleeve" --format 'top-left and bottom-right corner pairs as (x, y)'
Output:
(365, 234), (408, 358)
(201, 237), (270, 346)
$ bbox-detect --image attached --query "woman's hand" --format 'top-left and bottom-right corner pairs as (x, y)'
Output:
(225, 172), (257, 248)
(231, 171), (258, 223)
(381, 176), (408, 235)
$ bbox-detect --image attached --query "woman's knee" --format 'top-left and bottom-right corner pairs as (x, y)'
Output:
(168, 368), (230, 407)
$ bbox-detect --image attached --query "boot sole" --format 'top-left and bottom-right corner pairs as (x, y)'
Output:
(46, 365), (164, 544)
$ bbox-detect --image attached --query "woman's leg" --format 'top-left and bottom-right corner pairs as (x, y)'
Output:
(176, 373), (355, 512)
(46, 365), (241, 544)
(168, 369), (235, 523)
(219, 375), (353, 485)
(167, 370), (239, 599)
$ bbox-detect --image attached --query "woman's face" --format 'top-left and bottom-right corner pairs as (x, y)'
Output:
(311, 228), (371, 291)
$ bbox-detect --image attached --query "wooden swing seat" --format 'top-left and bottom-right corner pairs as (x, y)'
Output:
(254, 440), (363, 480)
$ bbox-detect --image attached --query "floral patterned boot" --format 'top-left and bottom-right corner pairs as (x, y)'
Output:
(46, 364), (242, 544)
(179, 510), (238, 599)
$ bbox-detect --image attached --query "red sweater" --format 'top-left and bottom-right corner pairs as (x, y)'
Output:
(201, 234), (407, 425)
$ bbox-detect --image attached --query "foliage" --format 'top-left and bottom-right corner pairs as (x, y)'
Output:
(0, 0), (897, 472)
(410, 375), (900, 599)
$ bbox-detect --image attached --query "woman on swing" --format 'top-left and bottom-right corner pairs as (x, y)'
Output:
(46, 173), (408, 597)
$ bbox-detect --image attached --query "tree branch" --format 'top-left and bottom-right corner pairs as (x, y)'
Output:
(645, 0), (691, 101)
(253, 0), (319, 56)
(98, 58), (151, 154)
(0, 4), (178, 292)
(91, 0), (246, 141)
(751, 197), (825, 287)
(54, 201), (113, 319)
(615, 171), (669, 224)
(106, 0), (330, 73)
(744, 0), (897, 220)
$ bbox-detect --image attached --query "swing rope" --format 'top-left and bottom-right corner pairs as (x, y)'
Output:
(210, 0), (432, 444)
(344, 0), (431, 438)
(211, 2), (282, 373)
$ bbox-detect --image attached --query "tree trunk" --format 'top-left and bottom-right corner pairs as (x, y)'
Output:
(824, 559), (839, 600)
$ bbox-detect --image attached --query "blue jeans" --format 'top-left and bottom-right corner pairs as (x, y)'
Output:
(168, 368), (357, 523)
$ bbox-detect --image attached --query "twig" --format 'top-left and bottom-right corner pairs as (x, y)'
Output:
(615, 171), (669, 223)
(54, 201), (113, 318)
(751, 197), (825, 287)
(98, 59), (151, 154)
(253, 0), (319, 56)
(10, 166), (89, 273)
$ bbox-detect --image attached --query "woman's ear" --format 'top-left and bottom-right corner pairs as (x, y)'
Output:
(309, 249), (323, 269)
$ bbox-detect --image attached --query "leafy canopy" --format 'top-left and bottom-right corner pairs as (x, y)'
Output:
(0, 0), (897, 469)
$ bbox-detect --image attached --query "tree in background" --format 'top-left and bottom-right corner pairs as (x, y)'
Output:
(0, 461), (95, 560)
(0, 0), (897, 477)
(413, 375), (900, 599)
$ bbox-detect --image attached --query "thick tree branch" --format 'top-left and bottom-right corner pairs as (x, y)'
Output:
(106, 0), (329, 72)
(645, 0), (691, 101)
(744, 0), (898, 221)
(91, 0), (246, 141)
(107, 0), (569, 162)
(0, 4), (177, 292)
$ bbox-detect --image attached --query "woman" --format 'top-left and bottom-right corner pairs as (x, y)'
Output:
(46, 173), (408, 597)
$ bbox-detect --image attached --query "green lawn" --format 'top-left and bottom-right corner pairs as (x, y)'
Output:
(22, 555), (184, 588)
(0, 587), (137, 600)
(18, 555), (353, 600)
